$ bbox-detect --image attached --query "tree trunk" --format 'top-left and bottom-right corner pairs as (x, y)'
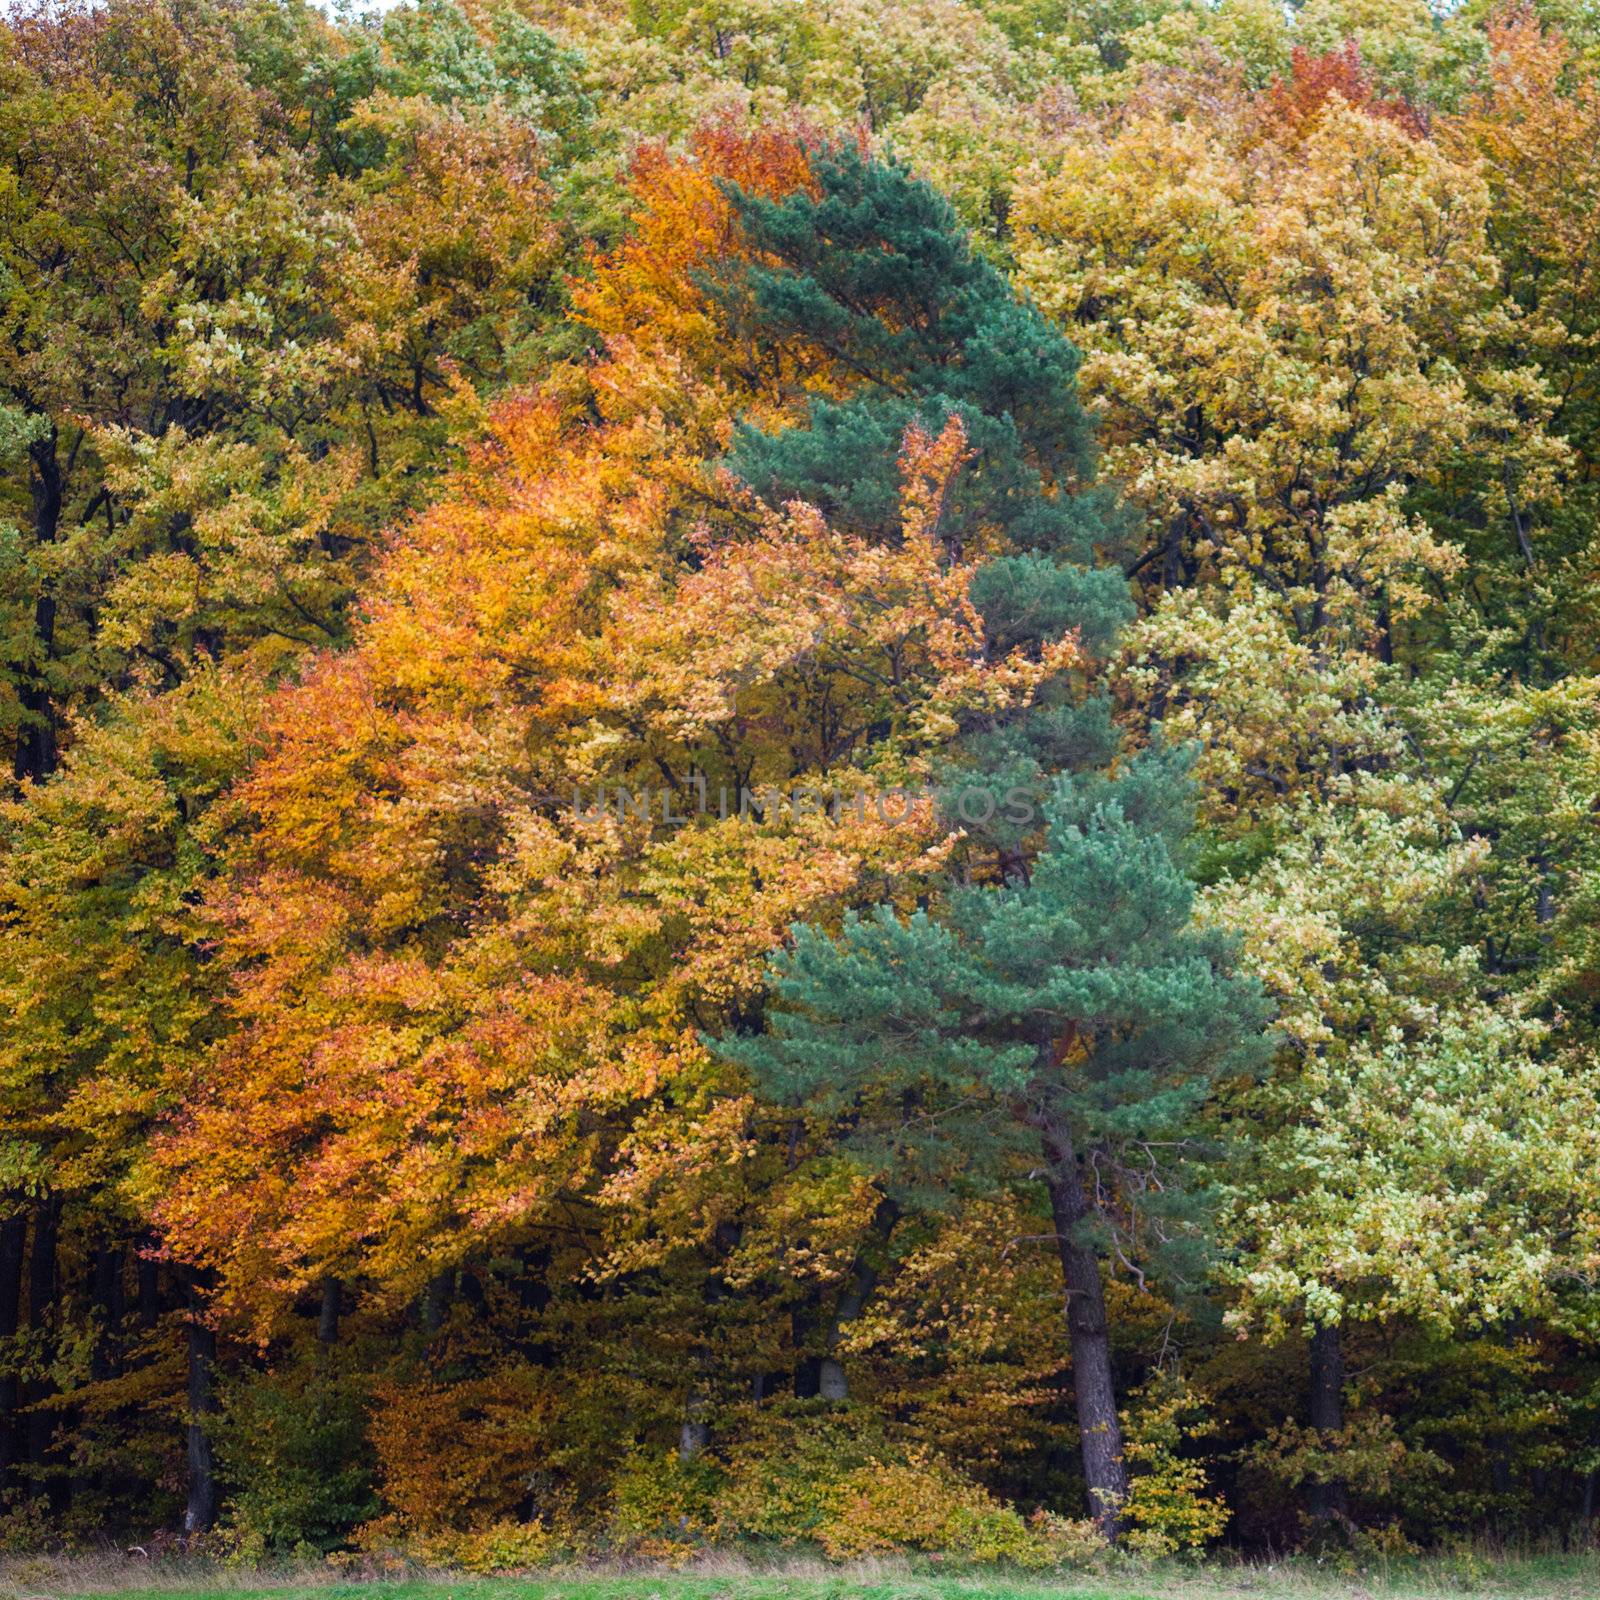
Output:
(678, 1383), (711, 1463)
(25, 1194), (61, 1503)
(0, 1211), (25, 1489)
(422, 1269), (454, 1335)
(679, 1223), (739, 1457)
(90, 1242), (125, 1383)
(317, 1276), (342, 1346)
(792, 1348), (822, 1399)
(136, 1237), (161, 1328)
(817, 1271), (869, 1399)
(818, 1200), (896, 1403)
(184, 1274), (219, 1535)
(515, 1244), (554, 1367)
(1040, 1116), (1128, 1539)
(1306, 1321), (1349, 1526)
(815, 1356), (849, 1402)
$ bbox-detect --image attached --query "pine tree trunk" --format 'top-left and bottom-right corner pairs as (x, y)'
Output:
(184, 1274), (219, 1535)
(1306, 1321), (1349, 1526)
(1040, 1116), (1128, 1539)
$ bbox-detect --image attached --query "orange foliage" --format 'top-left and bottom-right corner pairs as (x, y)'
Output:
(601, 415), (1077, 759)
(366, 1367), (554, 1534)
(576, 114), (823, 368)
(1443, 8), (1600, 332)
(1263, 42), (1429, 140)
(146, 116), (964, 1329)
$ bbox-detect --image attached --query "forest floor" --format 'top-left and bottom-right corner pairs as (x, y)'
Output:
(3, 1553), (1599, 1600)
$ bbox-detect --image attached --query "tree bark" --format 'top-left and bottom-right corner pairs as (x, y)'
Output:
(136, 1235), (162, 1328)
(818, 1200), (897, 1403)
(816, 1270), (870, 1398)
(515, 1244), (554, 1367)
(422, 1269), (454, 1335)
(678, 1381), (711, 1463)
(1040, 1115), (1128, 1539)
(792, 1348), (822, 1399)
(816, 1355), (850, 1402)
(25, 1194), (61, 1501)
(317, 1276), (342, 1346)
(90, 1242), (125, 1383)
(1306, 1321), (1349, 1526)
(184, 1274), (219, 1535)
(0, 1211), (25, 1488)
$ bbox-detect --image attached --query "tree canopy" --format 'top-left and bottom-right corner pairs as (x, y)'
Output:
(2, 0), (1600, 1565)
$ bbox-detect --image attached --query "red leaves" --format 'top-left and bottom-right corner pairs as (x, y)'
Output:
(1263, 42), (1429, 141)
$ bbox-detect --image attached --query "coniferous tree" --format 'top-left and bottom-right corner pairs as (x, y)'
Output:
(712, 145), (1273, 1536)
(721, 759), (1272, 1534)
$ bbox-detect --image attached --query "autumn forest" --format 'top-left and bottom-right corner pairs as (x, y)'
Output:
(2, 0), (1600, 1567)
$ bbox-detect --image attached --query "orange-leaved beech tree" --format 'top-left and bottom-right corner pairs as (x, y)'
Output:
(144, 119), (954, 1436)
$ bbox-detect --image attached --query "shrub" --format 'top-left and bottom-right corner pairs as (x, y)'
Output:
(1120, 1373), (1231, 1558)
(711, 1406), (888, 1542)
(367, 1365), (550, 1534)
(706, 1407), (1104, 1570)
(817, 1456), (1104, 1569)
(611, 1448), (724, 1545)
(208, 1358), (377, 1554)
(422, 1517), (568, 1572)
(814, 1457), (971, 1558)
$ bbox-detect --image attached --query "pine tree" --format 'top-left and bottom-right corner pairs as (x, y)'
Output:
(722, 758), (1271, 1535)
(719, 143), (1132, 638)
(712, 144), (1273, 1536)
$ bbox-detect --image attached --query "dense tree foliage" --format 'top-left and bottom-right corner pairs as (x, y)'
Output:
(3, 0), (1600, 1565)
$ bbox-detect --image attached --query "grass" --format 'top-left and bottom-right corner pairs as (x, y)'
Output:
(3, 1551), (1600, 1600)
